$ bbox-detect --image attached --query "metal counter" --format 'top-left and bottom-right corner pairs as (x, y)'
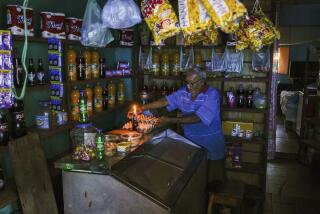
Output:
(55, 129), (207, 214)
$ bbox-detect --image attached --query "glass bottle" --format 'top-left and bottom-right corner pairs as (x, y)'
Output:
(11, 99), (27, 139)
(108, 81), (116, 108)
(94, 83), (103, 112)
(226, 87), (236, 108)
(141, 85), (149, 105)
(132, 111), (138, 131)
(79, 90), (89, 123)
(67, 47), (77, 82)
(37, 58), (45, 85)
(95, 129), (105, 160)
(99, 58), (106, 78)
(13, 58), (24, 88)
(102, 83), (108, 110)
(85, 84), (93, 117)
(28, 58), (36, 86)
(0, 109), (9, 146)
(237, 84), (245, 108)
(70, 86), (80, 121)
(76, 57), (85, 80)
(82, 48), (92, 80)
(91, 49), (100, 79)
(117, 81), (125, 104)
(246, 84), (254, 108)
(161, 51), (170, 76)
(172, 51), (180, 76)
(152, 51), (160, 76)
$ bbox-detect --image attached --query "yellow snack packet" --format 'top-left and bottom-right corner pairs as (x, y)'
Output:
(203, 27), (220, 46)
(141, 0), (180, 45)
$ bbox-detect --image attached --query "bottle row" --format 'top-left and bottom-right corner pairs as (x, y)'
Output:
(140, 82), (178, 104)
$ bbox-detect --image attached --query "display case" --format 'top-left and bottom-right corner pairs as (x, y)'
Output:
(56, 129), (207, 214)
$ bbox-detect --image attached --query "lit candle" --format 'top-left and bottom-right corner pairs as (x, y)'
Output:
(133, 105), (137, 117)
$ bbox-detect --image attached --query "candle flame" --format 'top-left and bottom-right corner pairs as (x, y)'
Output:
(133, 105), (136, 115)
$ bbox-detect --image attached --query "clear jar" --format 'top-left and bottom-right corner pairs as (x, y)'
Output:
(35, 101), (53, 129)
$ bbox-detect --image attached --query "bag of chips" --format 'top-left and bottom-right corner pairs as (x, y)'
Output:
(141, 0), (180, 45)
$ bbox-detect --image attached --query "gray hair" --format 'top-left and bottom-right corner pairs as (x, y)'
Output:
(185, 66), (207, 80)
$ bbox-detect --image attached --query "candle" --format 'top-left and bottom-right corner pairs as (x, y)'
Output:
(133, 105), (136, 116)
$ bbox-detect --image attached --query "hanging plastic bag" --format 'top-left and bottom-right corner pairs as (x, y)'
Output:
(210, 48), (225, 72)
(102, 0), (142, 29)
(81, 0), (114, 47)
(182, 47), (195, 71)
(139, 46), (153, 74)
(223, 47), (243, 73)
(252, 46), (270, 72)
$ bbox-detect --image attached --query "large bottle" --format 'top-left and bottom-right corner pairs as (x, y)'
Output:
(85, 84), (93, 117)
(95, 129), (105, 160)
(91, 49), (100, 79)
(0, 109), (9, 146)
(79, 90), (89, 123)
(11, 99), (27, 139)
(67, 47), (77, 82)
(13, 58), (24, 88)
(108, 81), (116, 107)
(36, 58), (45, 85)
(70, 86), (80, 121)
(82, 48), (92, 80)
(28, 58), (36, 86)
(94, 83), (103, 112)
(99, 58), (106, 78)
(76, 57), (85, 80)
(117, 81), (125, 104)
(102, 84), (108, 110)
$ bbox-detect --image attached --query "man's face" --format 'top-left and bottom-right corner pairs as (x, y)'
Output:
(185, 73), (203, 97)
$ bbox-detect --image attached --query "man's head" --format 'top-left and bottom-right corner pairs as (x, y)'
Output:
(185, 67), (206, 98)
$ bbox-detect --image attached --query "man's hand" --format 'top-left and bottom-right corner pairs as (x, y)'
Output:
(158, 116), (176, 126)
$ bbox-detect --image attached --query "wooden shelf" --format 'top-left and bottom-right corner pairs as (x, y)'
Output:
(226, 162), (266, 175)
(90, 102), (130, 120)
(208, 77), (269, 82)
(65, 76), (132, 87)
(140, 44), (216, 49)
(147, 75), (181, 80)
(15, 84), (50, 92)
(224, 136), (266, 144)
(0, 180), (18, 209)
(222, 106), (268, 113)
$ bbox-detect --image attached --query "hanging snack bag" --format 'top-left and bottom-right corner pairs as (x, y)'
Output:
(141, 0), (180, 45)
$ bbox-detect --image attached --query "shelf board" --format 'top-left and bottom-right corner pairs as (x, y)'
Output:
(222, 106), (268, 113)
(0, 180), (18, 209)
(65, 76), (132, 87)
(224, 135), (266, 144)
(147, 75), (181, 80)
(226, 162), (266, 175)
(140, 45), (216, 49)
(208, 77), (269, 82)
(15, 84), (50, 92)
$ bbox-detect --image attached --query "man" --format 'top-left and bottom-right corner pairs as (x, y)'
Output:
(137, 67), (226, 184)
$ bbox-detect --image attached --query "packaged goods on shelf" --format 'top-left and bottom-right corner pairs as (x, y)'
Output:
(119, 29), (134, 46)
(6, 5), (34, 36)
(40, 12), (66, 39)
(65, 17), (82, 41)
(222, 121), (253, 136)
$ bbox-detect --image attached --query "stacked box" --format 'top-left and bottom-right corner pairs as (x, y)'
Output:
(0, 30), (13, 109)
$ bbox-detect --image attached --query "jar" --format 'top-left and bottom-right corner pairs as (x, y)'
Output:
(70, 123), (97, 161)
(36, 101), (53, 129)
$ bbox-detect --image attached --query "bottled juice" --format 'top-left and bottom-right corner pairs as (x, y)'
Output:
(152, 51), (160, 76)
(194, 51), (203, 68)
(70, 86), (80, 121)
(108, 81), (116, 107)
(91, 49), (100, 79)
(117, 81), (125, 104)
(67, 46), (77, 81)
(172, 51), (180, 76)
(79, 90), (89, 123)
(102, 83), (108, 110)
(94, 82), (103, 112)
(161, 51), (170, 76)
(82, 48), (92, 80)
(76, 56), (85, 80)
(85, 84), (93, 117)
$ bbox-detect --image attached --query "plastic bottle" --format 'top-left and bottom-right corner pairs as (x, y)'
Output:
(91, 49), (100, 79)
(67, 47), (77, 82)
(11, 99), (27, 139)
(85, 84), (93, 117)
(76, 57), (85, 81)
(99, 58), (106, 78)
(108, 81), (116, 107)
(79, 90), (89, 123)
(82, 48), (92, 80)
(0, 109), (9, 146)
(95, 129), (105, 160)
(28, 58), (36, 86)
(152, 51), (160, 76)
(102, 84), (108, 110)
(70, 86), (80, 121)
(94, 83), (103, 112)
(172, 51), (180, 76)
(161, 51), (170, 76)
(117, 81), (125, 104)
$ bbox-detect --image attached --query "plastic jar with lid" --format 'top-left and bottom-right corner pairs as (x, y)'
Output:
(35, 101), (53, 129)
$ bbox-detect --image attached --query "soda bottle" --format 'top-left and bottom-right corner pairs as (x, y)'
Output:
(11, 99), (27, 139)
(0, 109), (9, 146)
(102, 84), (108, 110)
(94, 83), (103, 112)
(99, 58), (106, 78)
(237, 84), (245, 108)
(247, 84), (254, 108)
(37, 58), (45, 85)
(172, 51), (180, 76)
(152, 51), (160, 76)
(70, 86), (80, 121)
(161, 51), (170, 76)
(91, 49), (100, 79)
(67, 47), (77, 82)
(117, 81), (125, 104)
(13, 58), (24, 88)
(95, 129), (105, 160)
(28, 58), (36, 86)
(108, 81), (116, 107)
(85, 84), (93, 117)
(82, 48), (92, 80)
(76, 57), (85, 80)
(79, 90), (89, 123)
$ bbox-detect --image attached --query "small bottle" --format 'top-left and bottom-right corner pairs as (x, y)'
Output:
(13, 58), (24, 88)
(94, 83), (103, 112)
(108, 81), (116, 107)
(28, 58), (36, 86)
(11, 99), (27, 139)
(95, 129), (105, 160)
(117, 81), (125, 104)
(70, 86), (80, 121)
(37, 58), (45, 85)
(79, 90), (89, 123)
(247, 84), (254, 108)
(237, 84), (245, 108)
(102, 84), (109, 110)
(91, 49), (100, 79)
(67, 47), (77, 82)
(99, 58), (106, 78)
(85, 84), (93, 117)
(140, 85), (149, 105)
(82, 48), (92, 80)
(76, 57), (85, 80)
(0, 109), (9, 146)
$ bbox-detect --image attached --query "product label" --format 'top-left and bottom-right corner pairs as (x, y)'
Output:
(36, 115), (49, 129)
(15, 112), (24, 122)
(94, 98), (103, 108)
(0, 123), (8, 131)
(28, 73), (35, 82)
(37, 72), (45, 81)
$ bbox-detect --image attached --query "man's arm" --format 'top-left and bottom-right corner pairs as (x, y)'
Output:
(159, 114), (201, 125)
(142, 97), (168, 111)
